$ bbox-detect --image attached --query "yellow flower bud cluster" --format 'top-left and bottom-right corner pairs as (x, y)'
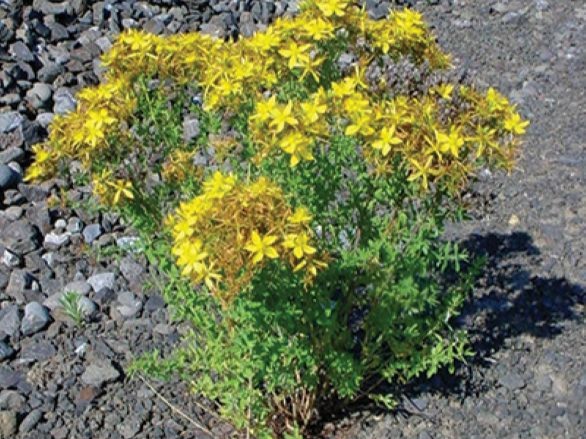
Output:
(166, 172), (325, 306)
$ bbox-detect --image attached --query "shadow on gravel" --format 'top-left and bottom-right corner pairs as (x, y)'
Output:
(459, 232), (584, 359)
(423, 231), (585, 399)
(314, 232), (585, 436)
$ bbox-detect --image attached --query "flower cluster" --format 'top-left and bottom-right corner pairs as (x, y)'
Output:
(26, 77), (136, 183)
(166, 172), (325, 306)
(333, 83), (525, 191)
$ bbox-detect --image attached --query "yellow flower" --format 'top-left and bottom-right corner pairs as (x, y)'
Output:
(269, 101), (298, 133)
(393, 9), (425, 40)
(504, 112), (529, 135)
(486, 87), (509, 111)
(31, 144), (51, 164)
(248, 176), (280, 197)
(473, 125), (498, 158)
(435, 84), (454, 100)
(203, 171), (236, 199)
(303, 18), (335, 41)
(436, 127), (465, 158)
(173, 220), (195, 242)
(248, 29), (282, 53)
(215, 76), (243, 97)
(343, 92), (370, 116)
(108, 179), (134, 205)
(345, 114), (374, 137)
(24, 164), (45, 182)
(288, 207), (312, 224)
(293, 258), (328, 277)
(278, 41), (312, 70)
(283, 232), (317, 259)
(174, 240), (208, 277)
(407, 157), (435, 190)
(372, 125), (402, 157)
(251, 96), (278, 124)
(331, 79), (356, 98)
(299, 56), (325, 82)
(300, 95), (327, 124)
(196, 262), (222, 291)
(76, 109), (117, 147)
(279, 132), (314, 167)
(245, 231), (279, 264)
(317, 0), (349, 17)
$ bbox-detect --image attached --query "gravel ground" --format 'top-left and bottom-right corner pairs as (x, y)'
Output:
(0, 0), (584, 438)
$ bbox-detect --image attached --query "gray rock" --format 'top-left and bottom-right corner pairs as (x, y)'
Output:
(53, 88), (77, 114)
(0, 306), (20, 338)
(26, 203), (52, 234)
(18, 182), (49, 202)
(42, 293), (64, 312)
(0, 164), (19, 190)
(0, 112), (23, 134)
(153, 323), (174, 335)
(26, 83), (53, 110)
(0, 93), (21, 107)
(0, 342), (14, 361)
(368, 1), (390, 20)
(239, 11), (256, 37)
(144, 18), (165, 35)
(19, 408), (43, 434)
(499, 372), (526, 391)
(6, 270), (34, 301)
(20, 340), (56, 362)
(87, 272), (116, 292)
(66, 217), (84, 233)
(36, 112), (55, 128)
(0, 410), (17, 439)
(120, 257), (145, 286)
(33, 0), (69, 15)
(0, 367), (21, 389)
(21, 302), (51, 336)
(0, 220), (40, 255)
(117, 415), (144, 438)
(78, 296), (99, 320)
(95, 36), (112, 53)
(116, 291), (142, 319)
(182, 117), (200, 143)
(48, 21), (70, 42)
(81, 359), (121, 387)
(2, 249), (20, 268)
(37, 63), (63, 83)
(0, 21), (15, 45)
(77, 27), (102, 47)
(9, 41), (34, 63)
(82, 223), (102, 244)
(144, 294), (165, 313)
(7, 162), (22, 178)
(94, 287), (116, 305)
(64, 280), (92, 296)
(200, 17), (226, 38)
(0, 147), (25, 165)
(0, 390), (26, 411)
(43, 231), (71, 249)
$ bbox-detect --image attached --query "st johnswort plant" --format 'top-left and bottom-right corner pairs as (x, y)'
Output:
(28, 1), (528, 437)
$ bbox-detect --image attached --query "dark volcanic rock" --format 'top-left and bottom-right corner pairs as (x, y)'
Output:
(0, 220), (40, 256)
